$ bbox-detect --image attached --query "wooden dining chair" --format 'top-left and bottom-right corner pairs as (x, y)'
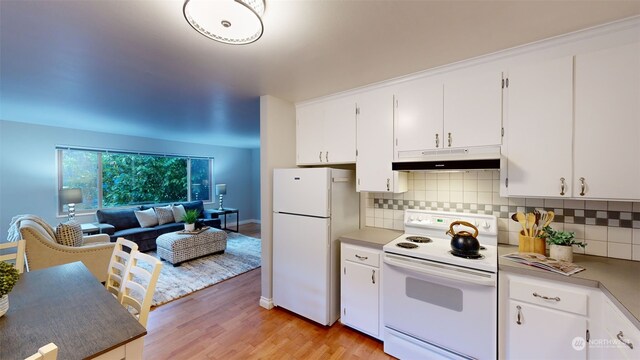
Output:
(119, 250), (162, 327)
(0, 240), (26, 273)
(105, 238), (139, 298)
(24, 342), (58, 360)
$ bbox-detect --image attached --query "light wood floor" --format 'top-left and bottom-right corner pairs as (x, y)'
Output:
(143, 223), (393, 359)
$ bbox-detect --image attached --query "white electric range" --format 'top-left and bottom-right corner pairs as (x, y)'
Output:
(382, 209), (498, 360)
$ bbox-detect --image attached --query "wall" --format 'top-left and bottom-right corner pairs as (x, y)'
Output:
(0, 120), (260, 237)
(259, 95), (296, 309)
(365, 170), (640, 261)
(251, 148), (261, 222)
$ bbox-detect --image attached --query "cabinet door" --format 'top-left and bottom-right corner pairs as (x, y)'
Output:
(342, 261), (379, 338)
(394, 77), (444, 155)
(506, 301), (587, 360)
(444, 69), (503, 148)
(574, 41), (640, 200)
(296, 103), (324, 165)
(506, 57), (573, 197)
(324, 95), (356, 164)
(356, 88), (396, 192)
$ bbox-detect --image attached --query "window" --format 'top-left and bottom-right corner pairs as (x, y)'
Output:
(57, 148), (213, 214)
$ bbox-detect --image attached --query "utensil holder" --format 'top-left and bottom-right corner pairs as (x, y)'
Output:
(518, 231), (546, 255)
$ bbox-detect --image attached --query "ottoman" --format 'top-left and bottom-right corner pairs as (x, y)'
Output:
(156, 228), (228, 266)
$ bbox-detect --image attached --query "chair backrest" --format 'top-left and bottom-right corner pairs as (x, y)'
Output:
(24, 342), (58, 360)
(0, 240), (26, 273)
(105, 238), (139, 297)
(119, 250), (162, 327)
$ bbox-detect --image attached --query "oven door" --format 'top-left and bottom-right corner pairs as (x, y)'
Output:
(383, 253), (497, 360)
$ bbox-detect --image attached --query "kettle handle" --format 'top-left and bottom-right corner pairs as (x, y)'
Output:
(447, 220), (479, 238)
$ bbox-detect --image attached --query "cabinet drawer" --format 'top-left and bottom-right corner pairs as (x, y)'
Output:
(343, 244), (379, 267)
(509, 278), (588, 315)
(603, 298), (639, 359)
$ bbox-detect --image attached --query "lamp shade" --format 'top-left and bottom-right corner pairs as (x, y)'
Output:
(60, 188), (83, 204)
(215, 184), (227, 195)
(183, 0), (265, 45)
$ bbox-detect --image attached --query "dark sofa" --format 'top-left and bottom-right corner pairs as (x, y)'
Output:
(95, 200), (221, 252)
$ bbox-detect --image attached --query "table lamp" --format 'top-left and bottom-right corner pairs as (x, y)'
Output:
(60, 188), (83, 221)
(215, 184), (227, 210)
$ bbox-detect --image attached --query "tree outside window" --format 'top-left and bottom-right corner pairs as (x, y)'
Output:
(58, 148), (213, 214)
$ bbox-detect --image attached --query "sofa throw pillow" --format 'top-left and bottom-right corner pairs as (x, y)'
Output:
(154, 205), (175, 225)
(135, 208), (159, 228)
(55, 221), (83, 247)
(172, 204), (187, 222)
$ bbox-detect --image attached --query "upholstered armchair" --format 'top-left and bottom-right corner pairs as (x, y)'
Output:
(19, 219), (116, 282)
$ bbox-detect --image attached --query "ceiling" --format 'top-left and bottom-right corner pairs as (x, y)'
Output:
(1, 1), (639, 149)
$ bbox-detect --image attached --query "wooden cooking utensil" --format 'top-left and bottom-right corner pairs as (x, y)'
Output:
(543, 211), (555, 227)
(512, 212), (528, 236)
(526, 212), (536, 238)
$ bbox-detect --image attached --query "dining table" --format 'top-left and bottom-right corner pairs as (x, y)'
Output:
(0, 261), (147, 359)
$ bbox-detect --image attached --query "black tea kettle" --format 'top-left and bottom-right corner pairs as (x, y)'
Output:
(446, 221), (480, 256)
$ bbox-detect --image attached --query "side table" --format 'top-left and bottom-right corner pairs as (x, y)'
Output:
(80, 223), (100, 235)
(207, 208), (239, 232)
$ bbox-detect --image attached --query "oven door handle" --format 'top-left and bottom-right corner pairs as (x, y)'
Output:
(384, 254), (496, 287)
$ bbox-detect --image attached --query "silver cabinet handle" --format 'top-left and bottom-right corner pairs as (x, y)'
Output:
(386, 178), (390, 191)
(579, 177), (586, 196)
(372, 269), (376, 284)
(516, 305), (522, 325)
(617, 331), (634, 349)
(435, 133), (439, 148)
(355, 254), (368, 261)
(560, 177), (566, 196)
(319, 151), (323, 162)
(325, 151), (329, 162)
(447, 132), (452, 147)
(533, 292), (560, 302)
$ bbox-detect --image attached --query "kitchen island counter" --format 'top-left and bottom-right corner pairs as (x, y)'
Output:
(499, 244), (640, 328)
(340, 227), (402, 249)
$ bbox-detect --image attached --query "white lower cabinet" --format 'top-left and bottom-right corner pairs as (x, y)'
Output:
(596, 296), (640, 360)
(500, 272), (597, 360)
(340, 243), (382, 339)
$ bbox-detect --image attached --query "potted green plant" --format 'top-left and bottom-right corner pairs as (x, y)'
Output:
(0, 261), (20, 317)
(540, 226), (587, 262)
(182, 209), (199, 232)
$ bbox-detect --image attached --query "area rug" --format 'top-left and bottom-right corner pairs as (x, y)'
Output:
(145, 232), (261, 307)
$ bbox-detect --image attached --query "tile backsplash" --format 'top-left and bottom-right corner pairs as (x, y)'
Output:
(365, 170), (640, 262)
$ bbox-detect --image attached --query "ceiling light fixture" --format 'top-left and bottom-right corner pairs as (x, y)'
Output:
(183, 0), (265, 45)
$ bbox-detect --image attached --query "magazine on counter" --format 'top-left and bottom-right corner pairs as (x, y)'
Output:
(502, 252), (586, 276)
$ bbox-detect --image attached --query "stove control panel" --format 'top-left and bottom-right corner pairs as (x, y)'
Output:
(404, 209), (498, 236)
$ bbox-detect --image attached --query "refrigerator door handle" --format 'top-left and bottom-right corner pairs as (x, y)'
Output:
(332, 177), (350, 183)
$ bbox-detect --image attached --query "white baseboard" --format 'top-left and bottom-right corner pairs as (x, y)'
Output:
(259, 296), (274, 310)
(239, 219), (261, 225)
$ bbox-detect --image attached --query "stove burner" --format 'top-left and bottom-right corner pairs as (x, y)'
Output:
(449, 251), (485, 260)
(406, 236), (432, 243)
(397, 242), (419, 249)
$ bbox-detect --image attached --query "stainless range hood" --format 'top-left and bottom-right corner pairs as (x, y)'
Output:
(392, 145), (501, 171)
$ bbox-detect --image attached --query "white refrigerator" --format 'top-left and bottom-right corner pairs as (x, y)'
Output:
(272, 167), (359, 326)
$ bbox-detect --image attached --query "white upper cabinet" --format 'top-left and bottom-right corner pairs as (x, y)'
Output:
(505, 56), (574, 197)
(443, 68), (503, 148)
(574, 41), (640, 200)
(296, 96), (357, 165)
(394, 77), (444, 153)
(356, 87), (407, 193)
(394, 67), (503, 159)
(296, 102), (325, 164)
(324, 96), (358, 164)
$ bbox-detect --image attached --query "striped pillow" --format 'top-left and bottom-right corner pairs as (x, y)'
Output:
(55, 221), (83, 247)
